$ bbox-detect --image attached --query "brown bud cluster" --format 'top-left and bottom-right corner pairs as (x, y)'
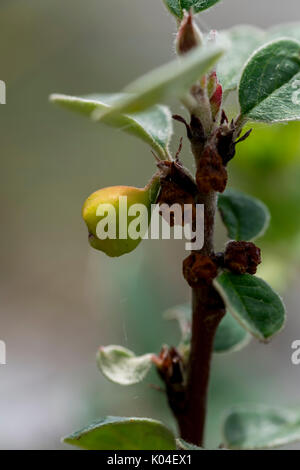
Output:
(153, 346), (184, 386)
(224, 241), (261, 275)
(183, 253), (218, 288)
(196, 145), (227, 194)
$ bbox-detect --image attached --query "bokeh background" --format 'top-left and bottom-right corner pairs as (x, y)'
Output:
(1, 0), (300, 450)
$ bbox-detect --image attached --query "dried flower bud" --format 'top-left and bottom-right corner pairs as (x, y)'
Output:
(176, 10), (203, 55)
(224, 241), (261, 275)
(216, 118), (253, 166)
(196, 145), (227, 193)
(183, 253), (218, 288)
(153, 346), (184, 385)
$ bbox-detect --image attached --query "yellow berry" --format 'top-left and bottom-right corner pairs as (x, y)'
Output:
(82, 178), (160, 257)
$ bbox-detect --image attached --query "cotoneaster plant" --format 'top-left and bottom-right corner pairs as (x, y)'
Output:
(50, 1), (300, 450)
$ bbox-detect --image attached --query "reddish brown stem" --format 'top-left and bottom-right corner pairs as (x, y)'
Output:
(178, 191), (225, 445)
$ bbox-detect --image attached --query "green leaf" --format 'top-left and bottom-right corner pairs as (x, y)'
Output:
(50, 93), (172, 159)
(217, 25), (265, 92)
(164, 303), (250, 353)
(176, 438), (203, 450)
(239, 39), (300, 123)
(214, 272), (286, 341)
(92, 44), (225, 119)
(163, 1), (222, 19)
(97, 345), (153, 385)
(163, 0), (183, 17)
(223, 405), (300, 449)
(63, 416), (176, 450)
(214, 313), (251, 353)
(218, 189), (270, 241)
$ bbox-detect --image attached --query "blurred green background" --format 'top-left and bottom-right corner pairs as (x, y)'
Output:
(1, 0), (300, 450)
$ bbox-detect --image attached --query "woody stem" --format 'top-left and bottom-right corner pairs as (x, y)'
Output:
(175, 191), (225, 446)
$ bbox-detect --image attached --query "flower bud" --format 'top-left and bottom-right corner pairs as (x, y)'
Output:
(82, 177), (160, 257)
(176, 10), (203, 55)
(207, 71), (223, 120)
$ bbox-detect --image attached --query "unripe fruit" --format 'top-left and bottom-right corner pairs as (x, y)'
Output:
(82, 177), (160, 257)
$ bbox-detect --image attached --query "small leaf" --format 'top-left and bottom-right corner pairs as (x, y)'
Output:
(218, 189), (270, 241)
(50, 93), (172, 159)
(214, 272), (286, 341)
(92, 44), (225, 119)
(239, 39), (300, 123)
(164, 303), (250, 353)
(163, 0), (222, 19)
(63, 416), (176, 450)
(163, 0), (182, 17)
(217, 25), (265, 92)
(97, 345), (153, 385)
(214, 313), (251, 354)
(176, 438), (203, 450)
(223, 405), (300, 449)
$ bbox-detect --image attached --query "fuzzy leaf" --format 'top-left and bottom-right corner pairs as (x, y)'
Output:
(218, 189), (270, 241)
(163, 0), (222, 19)
(50, 93), (172, 159)
(217, 25), (265, 92)
(223, 405), (300, 449)
(214, 272), (286, 341)
(92, 44), (225, 119)
(239, 39), (300, 123)
(164, 304), (250, 353)
(214, 313), (251, 353)
(268, 23), (300, 42)
(97, 345), (153, 386)
(63, 416), (176, 450)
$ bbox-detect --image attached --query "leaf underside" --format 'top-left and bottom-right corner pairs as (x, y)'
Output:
(92, 43), (225, 118)
(50, 93), (172, 159)
(223, 405), (300, 449)
(97, 345), (153, 385)
(217, 25), (265, 92)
